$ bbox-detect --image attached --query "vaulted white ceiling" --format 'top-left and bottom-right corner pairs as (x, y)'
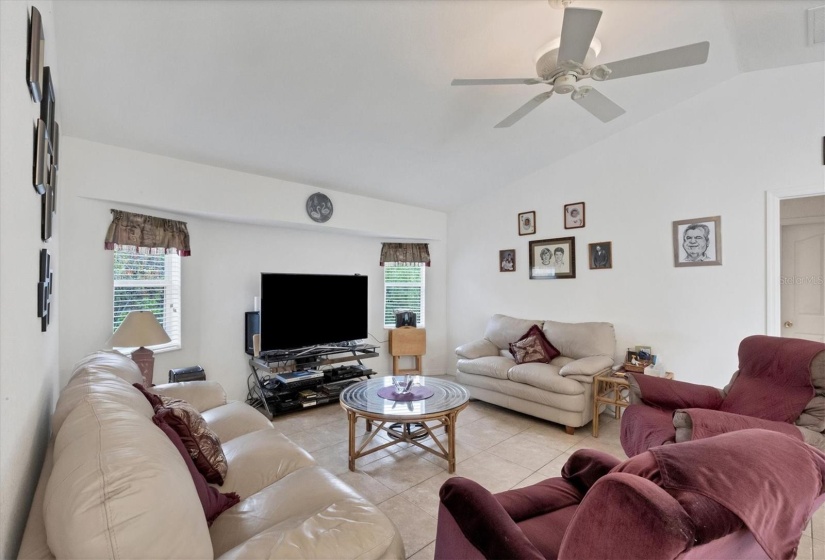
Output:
(52, 0), (824, 212)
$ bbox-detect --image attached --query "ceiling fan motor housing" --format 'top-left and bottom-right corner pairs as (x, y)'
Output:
(552, 74), (577, 94)
(535, 46), (598, 80)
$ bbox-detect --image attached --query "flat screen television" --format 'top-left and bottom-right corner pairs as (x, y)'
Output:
(260, 273), (368, 352)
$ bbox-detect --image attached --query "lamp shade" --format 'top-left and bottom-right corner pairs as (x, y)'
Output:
(110, 311), (171, 348)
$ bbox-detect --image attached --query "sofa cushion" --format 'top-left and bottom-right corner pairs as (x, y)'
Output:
(484, 314), (543, 350)
(154, 415), (240, 526)
(157, 396), (229, 485)
(210, 466), (402, 559)
(457, 356), (514, 380)
(559, 356), (614, 377)
(541, 320), (615, 360)
(508, 364), (585, 395)
(219, 430), (316, 499)
(510, 325), (560, 364)
(201, 400), (274, 443)
(45, 397), (213, 559)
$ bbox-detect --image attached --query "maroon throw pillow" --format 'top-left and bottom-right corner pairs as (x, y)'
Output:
(133, 383), (164, 409)
(509, 325), (561, 364)
(155, 400), (228, 485)
(152, 414), (239, 526)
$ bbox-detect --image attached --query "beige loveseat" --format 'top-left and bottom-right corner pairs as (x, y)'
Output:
(455, 314), (616, 433)
(19, 351), (404, 559)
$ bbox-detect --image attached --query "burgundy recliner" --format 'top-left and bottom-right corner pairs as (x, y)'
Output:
(435, 429), (825, 560)
(619, 335), (825, 457)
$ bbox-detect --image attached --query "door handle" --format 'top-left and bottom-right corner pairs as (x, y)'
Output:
(784, 321), (793, 328)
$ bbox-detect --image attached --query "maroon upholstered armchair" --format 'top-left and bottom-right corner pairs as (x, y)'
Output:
(435, 430), (825, 560)
(620, 335), (825, 457)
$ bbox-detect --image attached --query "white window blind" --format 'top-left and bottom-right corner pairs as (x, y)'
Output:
(383, 263), (425, 328)
(113, 250), (181, 351)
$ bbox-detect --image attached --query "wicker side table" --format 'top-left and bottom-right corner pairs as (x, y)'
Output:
(592, 370), (674, 437)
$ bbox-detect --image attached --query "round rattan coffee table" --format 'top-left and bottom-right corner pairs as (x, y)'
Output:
(339, 377), (469, 473)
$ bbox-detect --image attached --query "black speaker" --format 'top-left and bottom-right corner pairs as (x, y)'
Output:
(395, 310), (416, 328)
(245, 311), (260, 355)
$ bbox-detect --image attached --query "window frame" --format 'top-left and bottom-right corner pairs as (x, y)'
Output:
(383, 262), (426, 329)
(112, 249), (181, 353)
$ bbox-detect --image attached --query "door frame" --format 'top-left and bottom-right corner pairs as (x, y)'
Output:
(765, 185), (824, 336)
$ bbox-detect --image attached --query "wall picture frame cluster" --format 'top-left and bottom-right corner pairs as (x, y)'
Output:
(518, 211), (536, 236)
(672, 216), (722, 267)
(33, 69), (58, 241)
(529, 237), (576, 279)
(499, 249), (516, 272)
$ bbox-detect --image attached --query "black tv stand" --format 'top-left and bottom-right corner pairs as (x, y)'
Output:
(247, 344), (378, 418)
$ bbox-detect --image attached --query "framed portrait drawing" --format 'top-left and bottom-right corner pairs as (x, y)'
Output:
(518, 211), (536, 236)
(673, 216), (722, 267)
(529, 237), (576, 279)
(564, 202), (585, 229)
(499, 249), (516, 272)
(588, 241), (612, 269)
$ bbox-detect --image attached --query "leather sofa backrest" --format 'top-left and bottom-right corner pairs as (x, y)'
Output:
(45, 395), (213, 559)
(51, 351), (152, 435)
(541, 320), (615, 360)
(484, 314), (542, 350)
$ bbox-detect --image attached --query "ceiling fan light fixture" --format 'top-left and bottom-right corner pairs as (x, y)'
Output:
(590, 64), (612, 81)
(571, 86), (592, 100)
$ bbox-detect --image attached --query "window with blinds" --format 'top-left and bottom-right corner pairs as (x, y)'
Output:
(113, 250), (181, 351)
(383, 263), (425, 328)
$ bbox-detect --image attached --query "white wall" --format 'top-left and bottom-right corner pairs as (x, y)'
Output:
(0, 2), (60, 557)
(448, 62), (825, 387)
(58, 139), (448, 402)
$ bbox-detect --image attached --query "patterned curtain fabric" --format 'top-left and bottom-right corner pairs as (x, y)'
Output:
(104, 209), (191, 256)
(380, 243), (430, 266)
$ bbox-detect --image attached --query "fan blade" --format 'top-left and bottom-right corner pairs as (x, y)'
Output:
(494, 91), (554, 128)
(594, 41), (710, 81)
(452, 78), (540, 86)
(557, 8), (603, 67)
(572, 87), (625, 123)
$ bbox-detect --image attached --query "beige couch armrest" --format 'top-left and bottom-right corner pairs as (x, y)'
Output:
(456, 339), (500, 359)
(559, 356), (614, 377)
(151, 381), (227, 412)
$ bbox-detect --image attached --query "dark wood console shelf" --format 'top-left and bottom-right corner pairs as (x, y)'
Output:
(248, 344), (378, 419)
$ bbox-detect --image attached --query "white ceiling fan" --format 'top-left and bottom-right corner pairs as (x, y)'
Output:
(452, 0), (710, 127)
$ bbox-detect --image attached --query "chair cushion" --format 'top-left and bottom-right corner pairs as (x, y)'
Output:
(201, 400), (274, 443)
(719, 335), (821, 422)
(510, 325), (561, 364)
(620, 405), (676, 457)
(156, 396), (229, 485)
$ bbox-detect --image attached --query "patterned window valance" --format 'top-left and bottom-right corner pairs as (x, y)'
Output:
(104, 209), (191, 256)
(380, 243), (430, 266)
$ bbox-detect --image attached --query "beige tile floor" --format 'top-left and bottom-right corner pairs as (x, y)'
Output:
(269, 389), (824, 560)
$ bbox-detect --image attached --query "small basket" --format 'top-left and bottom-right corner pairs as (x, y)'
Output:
(623, 361), (651, 373)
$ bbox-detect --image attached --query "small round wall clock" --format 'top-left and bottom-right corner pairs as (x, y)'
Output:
(306, 192), (333, 223)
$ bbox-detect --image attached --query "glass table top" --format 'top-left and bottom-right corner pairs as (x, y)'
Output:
(340, 376), (469, 419)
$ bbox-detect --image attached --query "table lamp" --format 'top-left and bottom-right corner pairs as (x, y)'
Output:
(110, 310), (170, 386)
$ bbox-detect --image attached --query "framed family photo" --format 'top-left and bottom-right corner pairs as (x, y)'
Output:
(499, 249), (516, 272)
(673, 216), (722, 267)
(588, 241), (612, 269)
(564, 202), (585, 229)
(529, 237), (576, 279)
(518, 211), (536, 236)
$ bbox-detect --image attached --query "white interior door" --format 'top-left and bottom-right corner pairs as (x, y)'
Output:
(781, 223), (825, 342)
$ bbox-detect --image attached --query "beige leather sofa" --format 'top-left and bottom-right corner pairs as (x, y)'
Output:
(19, 351), (404, 559)
(455, 314), (616, 433)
